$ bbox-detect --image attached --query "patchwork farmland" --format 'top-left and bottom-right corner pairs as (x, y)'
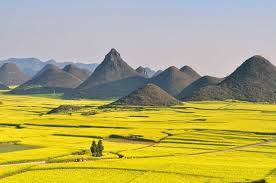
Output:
(0, 91), (276, 182)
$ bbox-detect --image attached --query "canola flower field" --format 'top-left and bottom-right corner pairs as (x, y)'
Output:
(0, 91), (276, 182)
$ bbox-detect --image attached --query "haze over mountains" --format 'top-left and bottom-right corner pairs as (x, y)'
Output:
(64, 48), (202, 100)
(65, 49), (148, 99)
(180, 66), (201, 79)
(152, 70), (163, 77)
(0, 83), (9, 90)
(0, 63), (29, 85)
(177, 76), (223, 100)
(185, 55), (276, 102)
(62, 64), (91, 81)
(10, 64), (84, 94)
(136, 67), (155, 78)
(0, 58), (98, 77)
(150, 66), (201, 96)
(1, 48), (276, 104)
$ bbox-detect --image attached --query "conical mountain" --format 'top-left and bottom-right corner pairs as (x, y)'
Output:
(66, 48), (148, 99)
(136, 66), (148, 77)
(177, 76), (223, 100)
(78, 48), (144, 89)
(33, 64), (60, 78)
(180, 65), (201, 79)
(0, 63), (29, 85)
(187, 55), (276, 102)
(10, 64), (82, 94)
(150, 66), (199, 96)
(0, 82), (9, 90)
(63, 64), (91, 81)
(111, 84), (181, 106)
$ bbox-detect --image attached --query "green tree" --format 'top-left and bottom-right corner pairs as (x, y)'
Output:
(97, 140), (104, 157)
(90, 140), (104, 157)
(90, 140), (97, 157)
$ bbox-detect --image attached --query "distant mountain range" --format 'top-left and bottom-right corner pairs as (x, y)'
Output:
(0, 58), (99, 77)
(177, 76), (223, 100)
(0, 82), (9, 90)
(65, 48), (148, 99)
(185, 55), (276, 102)
(63, 64), (91, 81)
(64, 51), (276, 103)
(150, 66), (200, 96)
(3, 49), (276, 104)
(10, 64), (86, 94)
(136, 66), (156, 78)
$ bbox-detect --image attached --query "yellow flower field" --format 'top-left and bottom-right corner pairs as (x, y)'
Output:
(0, 91), (276, 182)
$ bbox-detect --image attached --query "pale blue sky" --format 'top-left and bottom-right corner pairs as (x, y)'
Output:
(0, 0), (276, 76)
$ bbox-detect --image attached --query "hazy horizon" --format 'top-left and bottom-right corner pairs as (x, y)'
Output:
(1, 0), (276, 77)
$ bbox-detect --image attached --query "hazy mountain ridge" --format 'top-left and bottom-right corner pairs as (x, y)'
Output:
(3, 51), (276, 103)
(136, 66), (156, 78)
(65, 48), (148, 99)
(150, 66), (200, 96)
(185, 55), (276, 102)
(0, 58), (98, 77)
(62, 64), (91, 81)
(10, 64), (83, 94)
(0, 63), (29, 85)
(177, 75), (223, 100)
(0, 82), (9, 90)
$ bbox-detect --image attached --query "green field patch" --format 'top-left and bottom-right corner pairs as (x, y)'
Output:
(109, 134), (156, 143)
(0, 143), (41, 153)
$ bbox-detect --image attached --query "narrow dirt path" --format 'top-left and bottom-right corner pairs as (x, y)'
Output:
(190, 138), (276, 155)
(0, 161), (46, 167)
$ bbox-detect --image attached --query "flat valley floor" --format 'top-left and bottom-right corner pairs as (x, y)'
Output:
(0, 91), (276, 182)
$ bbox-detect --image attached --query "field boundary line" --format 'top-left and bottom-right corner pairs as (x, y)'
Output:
(190, 138), (276, 155)
(22, 166), (222, 178)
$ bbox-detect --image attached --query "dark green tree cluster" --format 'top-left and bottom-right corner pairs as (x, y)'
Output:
(90, 140), (104, 157)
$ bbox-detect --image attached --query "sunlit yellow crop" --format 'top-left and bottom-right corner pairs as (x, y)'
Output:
(0, 91), (276, 182)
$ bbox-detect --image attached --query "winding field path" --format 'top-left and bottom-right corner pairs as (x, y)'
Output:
(0, 161), (46, 167)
